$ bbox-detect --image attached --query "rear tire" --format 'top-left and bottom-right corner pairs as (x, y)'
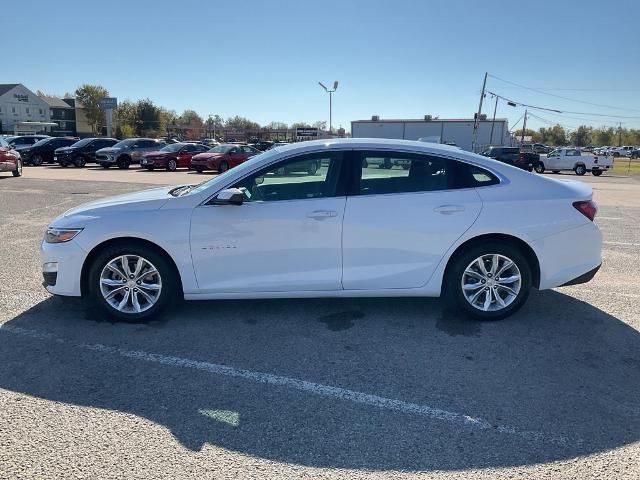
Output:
(88, 244), (179, 322)
(12, 159), (22, 177)
(32, 155), (44, 166)
(443, 242), (532, 321)
(552, 170), (560, 174)
(534, 162), (545, 174)
(592, 170), (603, 176)
(195, 166), (204, 173)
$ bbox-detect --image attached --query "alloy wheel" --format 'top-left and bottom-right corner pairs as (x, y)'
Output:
(99, 255), (162, 314)
(461, 254), (522, 312)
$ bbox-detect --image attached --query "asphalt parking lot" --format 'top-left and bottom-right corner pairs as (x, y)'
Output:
(1, 168), (639, 479)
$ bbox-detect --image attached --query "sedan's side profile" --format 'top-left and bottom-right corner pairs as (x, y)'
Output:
(41, 139), (602, 322)
(0, 137), (22, 177)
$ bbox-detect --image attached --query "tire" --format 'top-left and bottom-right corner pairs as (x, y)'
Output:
(166, 159), (177, 172)
(592, 170), (603, 176)
(534, 162), (545, 174)
(195, 166), (204, 173)
(31, 154), (44, 166)
(60, 162), (68, 168)
(552, 170), (560, 174)
(12, 159), (22, 177)
(87, 244), (179, 322)
(117, 157), (131, 169)
(74, 156), (86, 168)
(525, 166), (533, 172)
(574, 164), (586, 176)
(443, 241), (532, 321)
(613, 152), (620, 158)
(101, 164), (110, 169)
(307, 161), (318, 175)
(218, 161), (229, 173)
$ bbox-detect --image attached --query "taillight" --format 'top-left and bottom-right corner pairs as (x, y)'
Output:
(573, 200), (597, 221)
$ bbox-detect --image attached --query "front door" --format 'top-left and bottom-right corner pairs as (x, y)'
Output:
(342, 150), (484, 290)
(190, 151), (347, 293)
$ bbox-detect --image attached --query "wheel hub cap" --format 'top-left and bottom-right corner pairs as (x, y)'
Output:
(99, 255), (162, 314)
(461, 254), (522, 312)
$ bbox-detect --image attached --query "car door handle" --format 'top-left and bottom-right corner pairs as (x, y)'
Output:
(434, 205), (465, 214)
(306, 210), (337, 219)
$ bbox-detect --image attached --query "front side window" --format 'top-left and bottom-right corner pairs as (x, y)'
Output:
(230, 152), (343, 203)
(356, 151), (498, 195)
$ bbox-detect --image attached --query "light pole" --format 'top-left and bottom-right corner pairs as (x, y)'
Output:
(319, 81), (338, 135)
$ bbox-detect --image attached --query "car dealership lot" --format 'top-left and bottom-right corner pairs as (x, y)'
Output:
(1, 171), (639, 479)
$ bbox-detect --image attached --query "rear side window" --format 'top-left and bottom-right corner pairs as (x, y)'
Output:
(355, 151), (499, 195)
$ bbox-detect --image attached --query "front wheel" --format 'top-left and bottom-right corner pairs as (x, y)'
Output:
(218, 161), (229, 173)
(74, 156), (86, 168)
(574, 164), (587, 176)
(592, 170), (603, 176)
(31, 155), (44, 166)
(117, 157), (131, 169)
(195, 166), (204, 173)
(12, 159), (22, 177)
(552, 170), (560, 174)
(88, 245), (179, 322)
(534, 162), (545, 174)
(166, 159), (177, 172)
(443, 242), (531, 320)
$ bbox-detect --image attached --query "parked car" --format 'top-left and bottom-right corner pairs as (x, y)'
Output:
(190, 144), (260, 173)
(480, 146), (539, 171)
(629, 148), (640, 159)
(201, 139), (219, 147)
(41, 138), (602, 322)
(0, 137), (22, 177)
(19, 137), (79, 166)
(5, 135), (50, 151)
(537, 148), (613, 176)
(532, 143), (553, 154)
(54, 137), (119, 168)
(610, 146), (636, 157)
(140, 143), (210, 171)
(581, 145), (595, 153)
(96, 138), (166, 169)
(248, 140), (274, 151)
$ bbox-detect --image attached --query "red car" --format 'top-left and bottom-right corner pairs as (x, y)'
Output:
(140, 143), (209, 171)
(0, 137), (22, 177)
(190, 144), (260, 173)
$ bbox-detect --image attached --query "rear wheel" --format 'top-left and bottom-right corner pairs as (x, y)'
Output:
(12, 159), (22, 177)
(574, 164), (587, 176)
(166, 159), (177, 172)
(195, 166), (204, 173)
(534, 162), (545, 174)
(592, 169), (603, 176)
(31, 155), (44, 166)
(88, 245), (179, 322)
(443, 242), (531, 320)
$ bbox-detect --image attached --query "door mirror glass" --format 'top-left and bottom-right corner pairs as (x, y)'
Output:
(213, 187), (245, 206)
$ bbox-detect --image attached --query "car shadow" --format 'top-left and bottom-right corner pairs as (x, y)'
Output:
(0, 289), (639, 472)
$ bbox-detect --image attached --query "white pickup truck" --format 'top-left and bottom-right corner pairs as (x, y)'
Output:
(535, 148), (613, 176)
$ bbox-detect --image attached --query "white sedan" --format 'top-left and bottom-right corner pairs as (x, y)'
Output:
(41, 138), (602, 321)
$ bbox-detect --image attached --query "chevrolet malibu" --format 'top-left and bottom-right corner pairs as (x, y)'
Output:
(41, 139), (602, 322)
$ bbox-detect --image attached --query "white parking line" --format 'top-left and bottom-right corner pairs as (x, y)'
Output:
(597, 217), (623, 221)
(0, 324), (573, 446)
(604, 241), (640, 247)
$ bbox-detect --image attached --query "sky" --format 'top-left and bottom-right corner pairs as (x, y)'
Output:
(6, 0), (640, 132)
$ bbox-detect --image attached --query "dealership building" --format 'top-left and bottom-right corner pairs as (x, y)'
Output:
(351, 116), (515, 152)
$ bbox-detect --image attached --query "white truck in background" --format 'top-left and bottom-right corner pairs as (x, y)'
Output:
(535, 148), (613, 176)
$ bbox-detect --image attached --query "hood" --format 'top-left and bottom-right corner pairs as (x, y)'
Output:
(144, 151), (173, 158)
(56, 186), (180, 224)
(96, 147), (122, 154)
(193, 152), (223, 160)
(55, 147), (75, 154)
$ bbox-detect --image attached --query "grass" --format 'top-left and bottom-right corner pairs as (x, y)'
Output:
(611, 158), (640, 176)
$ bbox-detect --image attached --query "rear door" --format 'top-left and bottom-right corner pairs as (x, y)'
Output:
(342, 150), (484, 290)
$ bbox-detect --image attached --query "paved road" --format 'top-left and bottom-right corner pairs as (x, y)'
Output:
(1, 171), (639, 479)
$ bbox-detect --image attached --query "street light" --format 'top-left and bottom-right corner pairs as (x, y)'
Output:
(318, 81), (338, 134)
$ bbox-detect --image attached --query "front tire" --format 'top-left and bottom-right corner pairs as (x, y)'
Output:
(88, 245), (179, 322)
(117, 157), (131, 169)
(12, 159), (22, 177)
(443, 242), (532, 320)
(74, 156), (86, 168)
(166, 159), (177, 172)
(552, 170), (560, 174)
(31, 155), (44, 166)
(574, 164), (587, 176)
(218, 161), (229, 173)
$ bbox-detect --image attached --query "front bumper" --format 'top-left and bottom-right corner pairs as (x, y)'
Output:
(0, 161), (17, 172)
(96, 154), (117, 165)
(40, 239), (87, 296)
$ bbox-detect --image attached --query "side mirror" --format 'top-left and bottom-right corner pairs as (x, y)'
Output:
(213, 188), (245, 206)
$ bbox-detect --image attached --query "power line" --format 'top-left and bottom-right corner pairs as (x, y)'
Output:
(488, 73), (640, 113)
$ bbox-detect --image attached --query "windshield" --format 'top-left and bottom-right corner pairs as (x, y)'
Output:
(160, 144), (184, 152)
(112, 139), (137, 148)
(32, 138), (53, 147)
(186, 148), (279, 196)
(70, 138), (94, 148)
(208, 145), (233, 153)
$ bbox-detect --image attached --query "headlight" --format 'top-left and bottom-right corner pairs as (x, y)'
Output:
(45, 227), (83, 243)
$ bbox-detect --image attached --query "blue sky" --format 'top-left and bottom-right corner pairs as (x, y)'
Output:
(7, 0), (640, 132)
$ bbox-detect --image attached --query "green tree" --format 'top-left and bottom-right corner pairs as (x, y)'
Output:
(569, 125), (592, 147)
(225, 115), (260, 130)
(266, 121), (288, 129)
(178, 109), (204, 126)
(74, 84), (109, 134)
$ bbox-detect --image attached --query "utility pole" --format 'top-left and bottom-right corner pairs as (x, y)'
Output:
(489, 94), (499, 146)
(618, 122), (622, 147)
(520, 109), (528, 145)
(472, 72), (488, 152)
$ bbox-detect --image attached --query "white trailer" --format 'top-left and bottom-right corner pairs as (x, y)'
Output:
(351, 117), (511, 152)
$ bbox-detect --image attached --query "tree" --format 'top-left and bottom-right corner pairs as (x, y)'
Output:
(538, 125), (567, 146)
(591, 127), (615, 146)
(266, 121), (288, 129)
(225, 115), (260, 130)
(291, 122), (311, 129)
(312, 120), (327, 131)
(75, 84), (109, 134)
(178, 109), (204, 126)
(569, 125), (592, 147)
